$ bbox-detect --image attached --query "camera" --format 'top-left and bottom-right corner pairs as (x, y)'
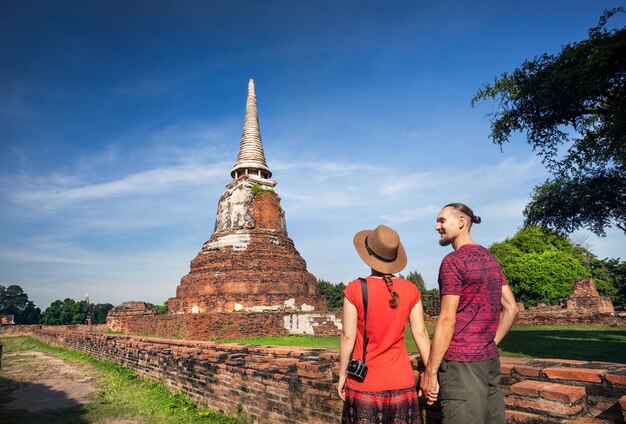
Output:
(346, 359), (368, 381)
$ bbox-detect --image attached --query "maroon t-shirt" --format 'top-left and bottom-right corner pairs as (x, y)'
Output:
(438, 244), (508, 362)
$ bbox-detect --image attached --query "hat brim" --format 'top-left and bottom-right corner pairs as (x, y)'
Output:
(353, 230), (407, 274)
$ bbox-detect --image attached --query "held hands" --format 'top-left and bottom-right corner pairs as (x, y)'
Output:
(419, 370), (440, 405)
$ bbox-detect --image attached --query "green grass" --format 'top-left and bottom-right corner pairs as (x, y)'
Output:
(225, 325), (626, 364)
(223, 333), (339, 349)
(0, 336), (249, 424)
(497, 325), (626, 363)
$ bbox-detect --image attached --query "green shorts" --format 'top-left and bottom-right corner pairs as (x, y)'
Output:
(438, 357), (505, 424)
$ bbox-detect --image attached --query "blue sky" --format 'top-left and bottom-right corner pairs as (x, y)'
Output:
(1, 1), (625, 310)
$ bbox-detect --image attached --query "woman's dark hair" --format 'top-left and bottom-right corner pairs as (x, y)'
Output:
(444, 202), (482, 225)
(383, 274), (399, 308)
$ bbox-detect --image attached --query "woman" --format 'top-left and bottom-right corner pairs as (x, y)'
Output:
(338, 224), (432, 423)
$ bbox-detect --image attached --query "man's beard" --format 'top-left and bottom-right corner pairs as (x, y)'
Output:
(439, 236), (451, 247)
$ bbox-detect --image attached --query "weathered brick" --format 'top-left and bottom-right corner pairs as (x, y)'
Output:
(605, 368), (626, 385)
(505, 397), (583, 417)
(510, 380), (549, 397)
(543, 367), (606, 383)
(506, 409), (552, 423)
(566, 417), (609, 423)
(21, 327), (626, 424)
(540, 383), (586, 403)
(515, 365), (543, 377)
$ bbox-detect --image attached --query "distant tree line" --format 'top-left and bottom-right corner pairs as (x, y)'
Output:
(0, 284), (113, 325)
(41, 298), (113, 325)
(317, 271), (441, 317)
(0, 285), (41, 324)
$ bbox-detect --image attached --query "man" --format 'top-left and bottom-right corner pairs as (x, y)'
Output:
(420, 203), (519, 424)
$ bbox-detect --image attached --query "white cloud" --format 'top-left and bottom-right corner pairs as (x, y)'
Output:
(10, 164), (229, 209)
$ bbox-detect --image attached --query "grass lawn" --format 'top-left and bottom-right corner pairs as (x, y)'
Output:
(225, 325), (626, 364)
(0, 336), (248, 424)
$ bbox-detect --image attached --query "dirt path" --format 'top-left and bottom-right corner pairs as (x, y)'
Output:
(2, 350), (99, 411)
(0, 348), (142, 423)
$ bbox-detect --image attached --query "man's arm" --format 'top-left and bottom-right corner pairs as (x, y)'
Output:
(420, 294), (460, 404)
(494, 284), (519, 345)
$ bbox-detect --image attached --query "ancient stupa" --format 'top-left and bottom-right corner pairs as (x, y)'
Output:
(168, 79), (326, 314)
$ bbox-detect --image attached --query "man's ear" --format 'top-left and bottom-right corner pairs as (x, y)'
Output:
(457, 214), (466, 230)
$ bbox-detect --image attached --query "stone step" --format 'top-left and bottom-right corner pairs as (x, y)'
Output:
(506, 380), (587, 419)
(506, 410), (563, 423)
(566, 417), (614, 423)
(510, 380), (586, 403)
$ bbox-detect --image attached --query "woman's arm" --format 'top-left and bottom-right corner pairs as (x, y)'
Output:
(338, 296), (358, 400)
(408, 300), (431, 366)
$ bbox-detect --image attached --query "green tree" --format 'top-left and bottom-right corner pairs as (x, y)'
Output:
(72, 300), (90, 324)
(42, 299), (114, 325)
(490, 226), (590, 306)
(58, 298), (77, 324)
(421, 288), (441, 317)
(91, 303), (114, 324)
(399, 270), (441, 316)
(41, 300), (63, 324)
(317, 279), (346, 311)
(0, 284), (41, 324)
(155, 300), (169, 315)
(399, 271), (427, 292)
(472, 8), (626, 236)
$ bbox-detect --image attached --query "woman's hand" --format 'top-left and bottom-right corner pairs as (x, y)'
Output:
(337, 373), (347, 400)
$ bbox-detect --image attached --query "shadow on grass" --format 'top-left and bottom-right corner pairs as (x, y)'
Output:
(499, 328), (626, 363)
(0, 376), (89, 424)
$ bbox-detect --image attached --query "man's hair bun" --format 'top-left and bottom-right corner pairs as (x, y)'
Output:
(472, 215), (482, 224)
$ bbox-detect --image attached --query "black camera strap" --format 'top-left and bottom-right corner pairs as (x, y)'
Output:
(358, 277), (369, 362)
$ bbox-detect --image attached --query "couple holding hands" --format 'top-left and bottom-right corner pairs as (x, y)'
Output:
(337, 203), (519, 424)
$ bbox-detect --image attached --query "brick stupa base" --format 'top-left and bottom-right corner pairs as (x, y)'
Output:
(168, 177), (326, 314)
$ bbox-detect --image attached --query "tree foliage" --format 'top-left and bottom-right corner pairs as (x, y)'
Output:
(421, 288), (441, 317)
(399, 271), (427, 292)
(41, 298), (113, 325)
(472, 8), (626, 236)
(399, 270), (440, 316)
(489, 226), (590, 306)
(317, 279), (346, 311)
(155, 300), (169, 315)
(0, 284), (41, 324)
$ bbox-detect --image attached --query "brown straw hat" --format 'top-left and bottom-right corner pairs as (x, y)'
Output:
(353, 224), (407, 274)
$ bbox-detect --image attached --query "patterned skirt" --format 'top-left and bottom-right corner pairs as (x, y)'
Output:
(342, 386), (422, 424)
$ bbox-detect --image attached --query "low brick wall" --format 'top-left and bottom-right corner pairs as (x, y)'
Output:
(108, 312), (343, 339)
(0, 324), (42, 335)
(514, 311), (625, 327)
(8, 328), (623, 423)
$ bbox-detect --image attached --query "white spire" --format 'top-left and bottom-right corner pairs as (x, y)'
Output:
(231, 78), (272, 180)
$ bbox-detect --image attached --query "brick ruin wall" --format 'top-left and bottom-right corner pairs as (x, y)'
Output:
(108, 307), (625, 341)
(507, 279), (624, 327)
(2, 327), (624, 423)
(107, 311), (343, 339)
(514, 310), (626, 326)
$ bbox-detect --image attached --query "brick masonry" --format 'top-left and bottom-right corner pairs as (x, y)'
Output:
(3, 326), (624, 424)
(107, 310), (343, 339)
(513, 279), (625, 327)
(168, 178), (327, 315)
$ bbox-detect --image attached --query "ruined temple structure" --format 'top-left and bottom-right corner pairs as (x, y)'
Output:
(106, 301), (157, 331)
(168, 79), (326, 314)
(515, 278), (622, 326)
(566, 278), (615, 312)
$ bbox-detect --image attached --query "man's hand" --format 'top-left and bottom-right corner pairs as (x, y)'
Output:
(420, 370), (439, 405)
